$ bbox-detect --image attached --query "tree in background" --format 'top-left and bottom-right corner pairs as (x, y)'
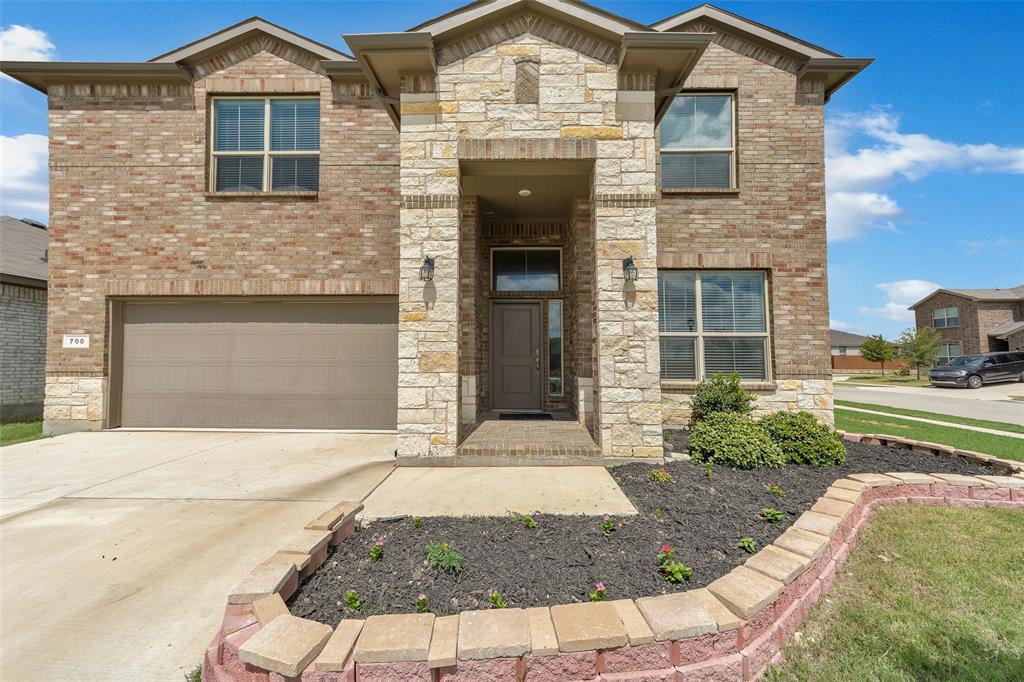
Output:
(859, 335), (896, 376)
(897, 326), (942, 379)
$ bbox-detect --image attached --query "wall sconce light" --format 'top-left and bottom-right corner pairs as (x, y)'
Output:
(622, 256), (639, 282)
(419, 256), (435, 281)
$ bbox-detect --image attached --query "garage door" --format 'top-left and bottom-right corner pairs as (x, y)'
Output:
(118, 299), (397, 430)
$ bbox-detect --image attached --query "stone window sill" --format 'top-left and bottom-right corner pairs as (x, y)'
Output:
(204, 191), (318, 199)
(661, 380), (776, 391)
(661, 188), (740, 196)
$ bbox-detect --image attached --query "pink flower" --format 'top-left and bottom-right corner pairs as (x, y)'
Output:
(374, 540), (384, 546)
(418, 593), (427, 601)
(603, 514), (610, 521)
(661, 545), (672, 553)
(595, 582), (605, 591)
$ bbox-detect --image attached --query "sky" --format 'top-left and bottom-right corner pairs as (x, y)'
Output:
(1, 1), (1022, 338)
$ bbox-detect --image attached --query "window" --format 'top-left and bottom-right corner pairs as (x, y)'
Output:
(938, 343), (962, 364)
(548, 300), (563, 395)
(211, 97), (320, 192)
(660, 93), (734, 189)
(932, 306), (959, 328)
(492, 249), (560, 292)
(657, 270), (769, 380)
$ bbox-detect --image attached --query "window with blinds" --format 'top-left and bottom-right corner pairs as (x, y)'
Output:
(657, 270), (770, 380)
(212, 97), (320, 193)
(660, 94), (734, 189)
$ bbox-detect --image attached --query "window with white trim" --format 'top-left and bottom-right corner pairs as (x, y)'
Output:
(660, 93), (735, 189)
(932, 306), (959, 328)
(658, 270), (770, 380)
(211, 97), (320, 192)
(938, 343), (961, 364)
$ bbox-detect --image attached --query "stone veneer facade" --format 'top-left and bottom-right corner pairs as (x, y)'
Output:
(32, 7), (840, 449)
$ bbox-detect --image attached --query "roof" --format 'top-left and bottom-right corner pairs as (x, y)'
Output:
(990, 319), (1024, 340)
(830, 330), (871, 347)
(409, 0), (650, 38)
(1, 216), (48, 287)
(149, 16), (352, 63)
(909, 285), (1024, 309)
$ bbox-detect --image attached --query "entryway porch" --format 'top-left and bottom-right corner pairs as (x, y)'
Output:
(456, 412), (602, 461)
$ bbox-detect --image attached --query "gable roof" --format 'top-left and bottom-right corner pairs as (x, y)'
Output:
(409, 0), (649, 39)
(1, 216), (48, 287)
(149, 16), (352, 64)
(909, 285), (1024, 309)
(830, 330), (870, 347)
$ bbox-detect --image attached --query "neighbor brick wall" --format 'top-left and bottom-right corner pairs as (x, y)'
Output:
(912, 293), (1021, 355)
(0, 283), (47, 421)
(44, 40), (399, 429)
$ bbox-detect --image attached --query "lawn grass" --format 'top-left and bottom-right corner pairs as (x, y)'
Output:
(769, 506), (1024, 681)
(838, 374), (931, 387)
(0, 421), (45, 447)
(835, 409), (1024, 462)
(836, 399), (1024, 435)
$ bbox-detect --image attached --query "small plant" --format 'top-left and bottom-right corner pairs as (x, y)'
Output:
(658, 544), (693, 584)
(426, 541), (465, 574)
(759, 411), (846, 467)
(184, 665), (201, 682)
(690, 372), (754, 421)
(761, 507), (785, 523)
(514, 512), (538, 529)
(369, 539), (384, 562)
(689, 413), (786, 470)
(654, 507), (663, 521)
(601, 514), (615, 535)
(765, 482), (785, 498)
(589, 581), (607, 602)
(414, 516), (422, 529)
(737, 537), (758, 554)
(344, 590), (361, 611)
(489, 589), (508, 609)
(416, 593), (429, 613)
(704, 462), (714, 478)
(650, 468), (673, 483)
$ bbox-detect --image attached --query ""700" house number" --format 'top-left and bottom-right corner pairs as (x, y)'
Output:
(62, 334), (90, 349)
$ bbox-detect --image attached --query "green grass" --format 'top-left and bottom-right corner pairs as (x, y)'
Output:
(769, 506), (1024, 681)
(0, 421), (45, 447)
(835, 409), (1024, 462)
(836, 399), (1024, 435)
(839, 374), (931, 387)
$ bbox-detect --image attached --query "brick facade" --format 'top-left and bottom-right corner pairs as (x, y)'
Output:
(913, 292), (1024, 355)
(1, 283), (47, 421)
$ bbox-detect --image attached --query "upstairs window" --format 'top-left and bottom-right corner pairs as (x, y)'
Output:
(660, 93), (735, 189)
(932, 306), (959, 328)
(211, 97), (320, 193)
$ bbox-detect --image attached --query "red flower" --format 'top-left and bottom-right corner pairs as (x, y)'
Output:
(661, 545), (671, 553)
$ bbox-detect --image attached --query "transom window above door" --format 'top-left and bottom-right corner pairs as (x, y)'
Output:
(211, 97), (320, 193)
(492, 249), (561, 292)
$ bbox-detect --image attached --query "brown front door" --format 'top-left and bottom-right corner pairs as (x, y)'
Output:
(491, 301), (542, 411)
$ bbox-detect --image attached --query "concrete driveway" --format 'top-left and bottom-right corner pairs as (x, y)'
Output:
(0, 431), (395, 681)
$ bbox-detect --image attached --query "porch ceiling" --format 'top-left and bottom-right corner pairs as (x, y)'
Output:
(462, 159), (590, 220)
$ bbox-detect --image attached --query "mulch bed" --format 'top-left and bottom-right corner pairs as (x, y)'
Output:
(289, 439), (994, 626)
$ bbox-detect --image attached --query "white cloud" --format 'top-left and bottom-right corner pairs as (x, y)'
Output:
(856, 279), (940, 323)
(0, 134), (49, 218)
(0, 25), (56, 61)
(957, 238), (1015, 256)
(829, 318), (864, 334)
(825, 108), (1024, 241)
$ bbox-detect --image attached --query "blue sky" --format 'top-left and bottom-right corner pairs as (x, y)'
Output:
(2, 1), (1022, 338)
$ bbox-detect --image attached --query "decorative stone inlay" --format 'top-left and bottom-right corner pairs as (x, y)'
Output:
(457, 608), (531, 660)
(353, 614), (434, 663)
(707, 566), (785, 620)
(238, 614), (332, 677)
(550, 601), (628, 652)
(314, 619), (363, 672)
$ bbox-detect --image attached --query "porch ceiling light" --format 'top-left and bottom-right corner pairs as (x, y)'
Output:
(419, 256), (435, 281)
(622, 256), (639, 282)
(518, 188), (532, 197)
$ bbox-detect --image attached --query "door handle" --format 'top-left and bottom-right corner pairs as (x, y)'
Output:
(535, 348), (540, 371)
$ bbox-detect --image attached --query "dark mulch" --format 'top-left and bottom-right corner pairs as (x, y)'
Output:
(289, 440), (994, 626)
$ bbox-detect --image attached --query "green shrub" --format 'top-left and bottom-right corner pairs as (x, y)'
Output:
(690, 373), (754, 421)
(426, 542), (465, 574)
(689, 413), (786, 469)
(759, 411), (846, 467)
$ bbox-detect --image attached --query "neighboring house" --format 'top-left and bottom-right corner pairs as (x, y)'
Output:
(1, 216), (49, 422)
(910, 285), (1024, 363)
(0, 1), (870, 458)
(830, 330), (869, 356)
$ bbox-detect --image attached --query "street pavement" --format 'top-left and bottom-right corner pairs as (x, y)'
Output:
(835, 383), (1024, 426)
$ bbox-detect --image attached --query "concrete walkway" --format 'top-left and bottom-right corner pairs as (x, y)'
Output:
(835, 384), (1024, 425)
(361, 466), (636, 519)
(0, 431), (396, 682)
(838, 405), (1024, 438)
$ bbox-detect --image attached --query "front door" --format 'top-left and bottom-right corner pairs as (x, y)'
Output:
(492, 301), (542, 411)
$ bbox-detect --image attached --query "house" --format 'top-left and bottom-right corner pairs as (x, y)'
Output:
(910, 285), (1024, 362)
(830, 330), (869, 356)
(0, 1), (870, 458)
(1, 216), (49, 422)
